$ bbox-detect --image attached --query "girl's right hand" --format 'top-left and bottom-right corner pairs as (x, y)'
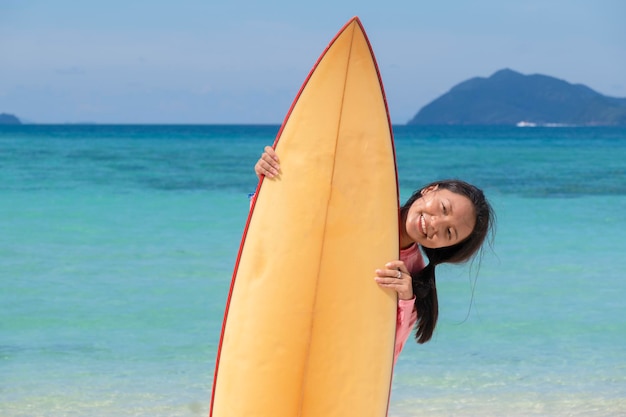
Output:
(375, 260), (414, 301)
(254, 146), (280, 179)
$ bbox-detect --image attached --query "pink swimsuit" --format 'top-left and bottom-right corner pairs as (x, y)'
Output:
(394, 243), (425, 364)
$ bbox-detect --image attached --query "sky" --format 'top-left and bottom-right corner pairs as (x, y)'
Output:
(1, 0), (625, 125)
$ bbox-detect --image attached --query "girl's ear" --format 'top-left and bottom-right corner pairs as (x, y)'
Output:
(420, 184), (439, 196)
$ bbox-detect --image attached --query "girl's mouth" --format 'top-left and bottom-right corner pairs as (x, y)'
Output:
(419, 214), (427, 237)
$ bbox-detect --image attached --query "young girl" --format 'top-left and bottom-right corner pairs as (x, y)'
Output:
(255, 146), (495, 363)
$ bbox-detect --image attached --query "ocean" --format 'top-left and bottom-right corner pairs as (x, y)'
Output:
(1, 125), (625, 417)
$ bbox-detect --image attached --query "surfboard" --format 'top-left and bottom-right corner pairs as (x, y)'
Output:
(210, 17), (399, 417)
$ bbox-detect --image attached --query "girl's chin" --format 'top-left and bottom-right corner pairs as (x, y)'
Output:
(408, 229), (425, 245)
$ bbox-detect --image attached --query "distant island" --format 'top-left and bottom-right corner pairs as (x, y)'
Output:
(408, 69), (626, 126)
(0, 113), (22, 125)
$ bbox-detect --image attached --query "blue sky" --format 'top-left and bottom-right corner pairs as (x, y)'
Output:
(1, 0), (624, 124)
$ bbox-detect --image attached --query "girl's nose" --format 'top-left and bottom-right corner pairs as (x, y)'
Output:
(429, 215), (441, 233)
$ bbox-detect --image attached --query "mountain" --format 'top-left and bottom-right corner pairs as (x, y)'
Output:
(408, 69), (626, 126)
(0, 113), (22, 125)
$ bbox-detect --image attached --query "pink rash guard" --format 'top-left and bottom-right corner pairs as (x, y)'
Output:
(394, 243), (425, 364)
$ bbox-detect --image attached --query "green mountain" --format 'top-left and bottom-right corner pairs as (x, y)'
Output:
(0, 113), (22, 125)
(408, 69), (626, 126)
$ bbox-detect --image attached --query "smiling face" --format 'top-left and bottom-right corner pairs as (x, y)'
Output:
(403, 185), (476, 249)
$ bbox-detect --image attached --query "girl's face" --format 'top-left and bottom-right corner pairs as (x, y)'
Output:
(405, 186), (476, 249)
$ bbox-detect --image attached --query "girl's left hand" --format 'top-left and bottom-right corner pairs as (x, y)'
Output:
(254, 146), (280, 179)
(375, 260), (414, 300)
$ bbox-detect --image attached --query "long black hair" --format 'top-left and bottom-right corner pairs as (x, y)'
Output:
(400, 179), (495, 343)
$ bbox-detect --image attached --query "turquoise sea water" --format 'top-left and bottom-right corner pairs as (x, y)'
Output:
(1, 125), (625, 416)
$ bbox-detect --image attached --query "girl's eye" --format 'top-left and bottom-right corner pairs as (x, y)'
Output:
(447, 229), (452, 240)
(442, 203), (447, 214)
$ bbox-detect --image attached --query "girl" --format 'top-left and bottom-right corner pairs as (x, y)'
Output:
(255, 146), (495, 363)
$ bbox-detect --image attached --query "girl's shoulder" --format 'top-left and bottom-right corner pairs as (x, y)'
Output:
(400, 243), (426, 275)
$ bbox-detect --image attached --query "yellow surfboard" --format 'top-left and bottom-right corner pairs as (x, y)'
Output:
(210, 17), (399, 417)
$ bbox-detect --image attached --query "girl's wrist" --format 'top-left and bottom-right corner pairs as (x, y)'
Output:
(398, 292), (414, 301)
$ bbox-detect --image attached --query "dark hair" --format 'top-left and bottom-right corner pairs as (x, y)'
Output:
(400, 179), (495, 344)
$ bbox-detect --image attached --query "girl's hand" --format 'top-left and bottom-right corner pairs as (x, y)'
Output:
(375, 260), (414, 300)
(254, 146), (280, 179)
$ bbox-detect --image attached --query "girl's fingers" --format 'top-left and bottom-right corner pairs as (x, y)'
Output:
(375, 262), (413, 300)
(260, 147), (280, 176)
(264, 146), (279, 162)
(260, 160), (278, 177)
